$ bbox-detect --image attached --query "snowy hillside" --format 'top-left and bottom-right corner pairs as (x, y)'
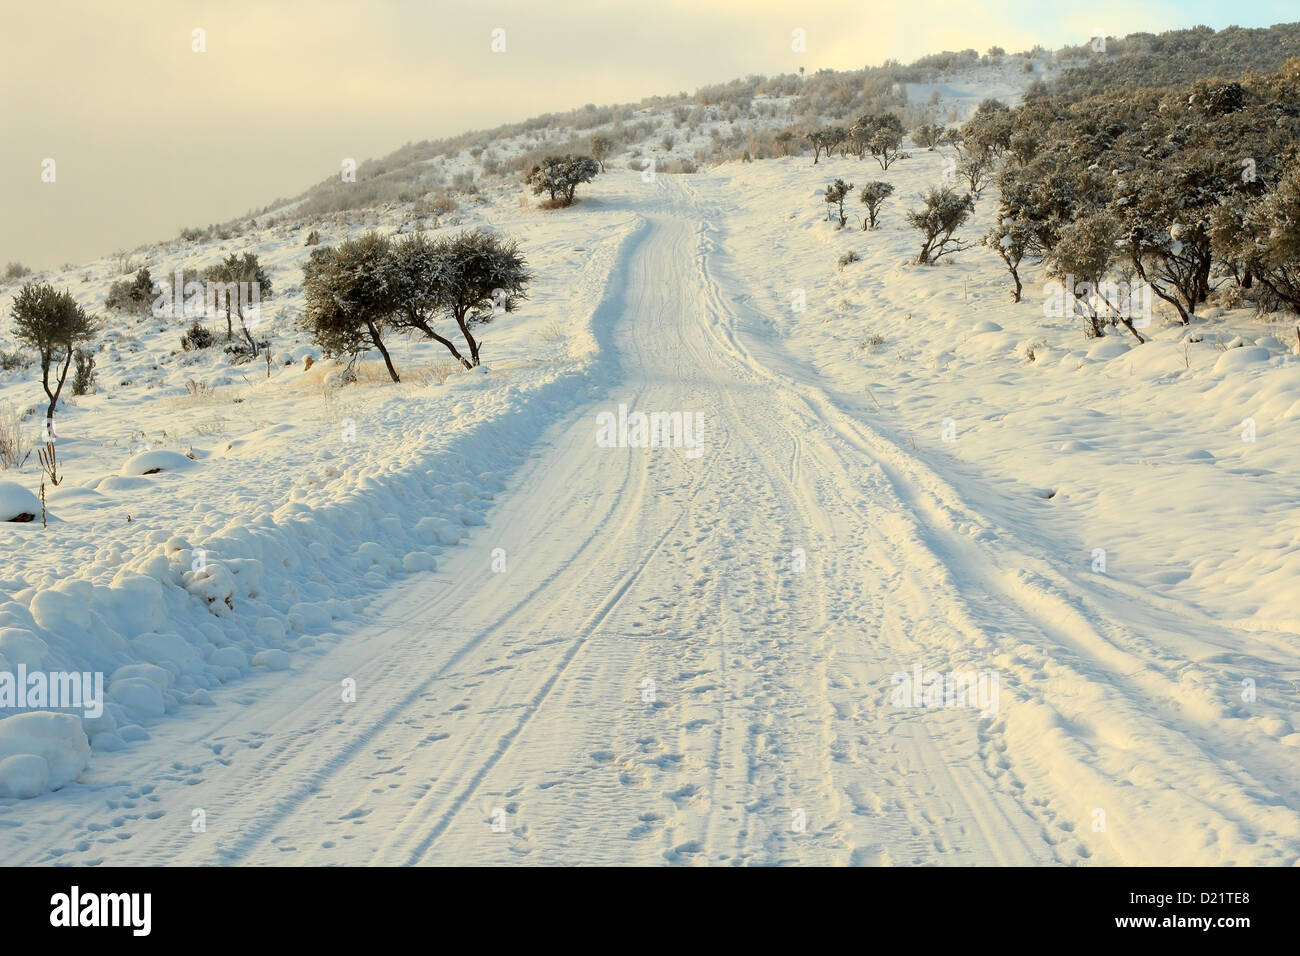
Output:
(2, 38), (1300, 867)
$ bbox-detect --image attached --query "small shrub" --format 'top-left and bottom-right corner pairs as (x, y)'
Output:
(858, 334), (886, 353)
(426, 360), (460, 385)
(305, 229), (322, 246)
(0, 404), (32, 470)
(429, 193), (458, 216)
(112, 251), (140, 275)
(72, 348), (96, 395)
(825, 179), (854, 228)
(1022, 339), (1050, 362)
(838, 250), (861, 268)
(3, 262), (32, 283)
(181, 320), (215, 351)
(0, 349), (31, 371)
(105, 267), (155, 314)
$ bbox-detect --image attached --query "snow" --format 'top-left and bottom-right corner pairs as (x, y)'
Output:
(1, 62), (1299, 865)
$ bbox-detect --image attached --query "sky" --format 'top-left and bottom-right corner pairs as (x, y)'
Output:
(2, 0), (1295, 270)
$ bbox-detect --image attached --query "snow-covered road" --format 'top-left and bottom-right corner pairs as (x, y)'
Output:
(5, 179), (1298, 865)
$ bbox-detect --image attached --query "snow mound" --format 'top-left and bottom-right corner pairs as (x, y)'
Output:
(1213, 347), (1271, 374)
(0, 712), (90, 793)
(119, 449), (197, 477)
(251, 649), (290, 671)
(0, 754), (49, 798)
(402, 552), (437, 572)
(0, 482), (41, 522)
(1086, 339), (1130, 361)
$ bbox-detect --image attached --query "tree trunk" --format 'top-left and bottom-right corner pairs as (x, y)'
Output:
(1072, 293), (1105, 337)
(365, 320), (400, 382)
(1095, 288), (1145, 343)
(238, 307), (257, 357)
(43, 347), (72, 423)
(455, 311), (480, 367)
(414, 319), (473, 369)
(1133, 257), (1190, 325)
(1196, 255), (1212, 304)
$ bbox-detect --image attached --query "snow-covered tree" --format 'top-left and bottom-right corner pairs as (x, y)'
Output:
(206, 252), (273, 356)
(961, 99), (1014, 159)
(983, 213), (1034, 302)
(302, 233), (401, 382)
(1216, 161), (1300, 312)
(859, 181), (894, 229)
(1113, 156), (1224, 325)
(958, 149), (995, 196)
(808, 128), (847, 164)
(852, 113), (907, 170)
(907, 187), (975, 264)
(1048, 213), (1120, 339)
(389, 232), (470, 370)
(825, 179), (854, 228)
(11, 283), (97, 424)
(590, 136), (613, 173)
(526, 155), (600, 207)
(912, 124), (943, 150)
(430, 230), (530, 367)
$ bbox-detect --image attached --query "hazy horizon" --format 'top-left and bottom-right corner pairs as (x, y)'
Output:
(2, 0), (1294, 270)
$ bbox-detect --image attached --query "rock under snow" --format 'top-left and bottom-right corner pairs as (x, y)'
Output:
(0, 482), (41, 522)
(119, 449), (197, 476)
